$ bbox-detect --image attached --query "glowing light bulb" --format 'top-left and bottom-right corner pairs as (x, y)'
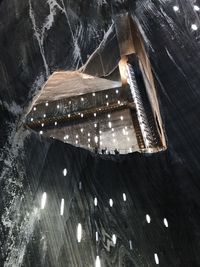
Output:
(108, 122), (112, 128)
(68, 114), (71, 118)
(77, 223), (82, 243)
(76, 140), (78, 144)
(123, 193), (127, 201)
(118, 100), (121, 104)
(112, 234), (117, 245)
(81, 113), (84, 117)
(164, 218), (169, 228)
(81, 128), (83, 133)
(95, 256), (101, 267)
(43, 114), (46, 118)
(76, 135), (78, 139)
(108, 114), (111, 118)
(60, 198), (64, 215)
(173, 5), (179, 12)
(94, 136), (98, 144)
(31, 118), (33, 122)
(63, 168), (67, 176)
(39, 130), (43, 135)
(94, 123), (97, 128)
(33, 107), (36, 111)
(109, 199), (113, 207)
(106, 94), (108, 99)
(94, 113), (96, 117)
(120, 116), (124, 121)
(96, 231), (98, 241)
(194, 5), (200, 11)
(191, 24), (198, 30)
(154, 253), (159, 265)
(94, 197), (98, 206)
(88, 133), (90, 136)
(146, 214), (151, 223)
(41, 123), (44, 127)
(57, 104), (60, 109)
(92, 92), (96, 96)
(45, 102), (48, 106)
(106, 102), (109, 106)
(41, 192), (47, 209)
(55, 121), (57, 126)
(116, 89), (119, 94)
(64, 135), (69, 140)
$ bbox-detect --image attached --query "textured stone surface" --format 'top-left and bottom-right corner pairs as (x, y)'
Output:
(1, 0), (200, 266)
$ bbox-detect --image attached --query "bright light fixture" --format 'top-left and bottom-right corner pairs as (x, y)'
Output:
(41, 192), (47, 209)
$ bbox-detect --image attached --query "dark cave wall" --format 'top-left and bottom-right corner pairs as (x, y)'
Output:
(1, 0), (200, 266)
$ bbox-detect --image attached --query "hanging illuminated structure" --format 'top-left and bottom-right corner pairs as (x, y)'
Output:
(25, 14), (166, 154)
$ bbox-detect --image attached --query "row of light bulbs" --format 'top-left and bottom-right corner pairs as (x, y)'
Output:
(32, 89), (120, 112)
(173, 4), (199, 31)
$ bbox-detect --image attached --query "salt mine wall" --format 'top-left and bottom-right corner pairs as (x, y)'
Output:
(1, 0), (200, 266)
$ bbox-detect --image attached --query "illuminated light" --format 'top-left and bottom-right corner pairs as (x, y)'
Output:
(106, 102), (109, 106)
(154, 253), (159, 265)
(112, 234), (117, 245)
(94, 136), (98, 144)
(81, 97), (84, 102)
(100, 141), (103, 146)
(92, 92), (96, 97)
(96, 231), (99, 241)
(118, 100), (121, 104)
(60, 198), (64, 215)
(43, 114), (46, 118)
(68, 114), (71, 118)
(39, 130), (43, 135)
(94, 113), (96, 117)
(123, 129), (126, 135)
(88, 138), (91, 142)
(194, 5), (200, 11)
(108, 114), (111, 118)
(106, 94), (108, 99)
(129, 147), (132, 153)
(120, 116), (124, 121)
(112, 128), (114, 132)
(116, 89), (119, 94)
(123, 193), (127, 201)
(94, 123), (97, 128)
(31, 118), (33, 122)
(99, 130), (102, 134)
(109, 199), (113, 207)
(55, 121), (57, 126)
(41, 192), (47, 209)
(45, 102), (48, 106)
(88, 144), (90, 148)
(77, 223), (82, 243)
(163, 218), (169, 228)
(57, 104), (60, 109)
(95, 256), (101, 267)
(108, 122), (112, 128)
(76, 135), (78, 139)
(88, 133), (90, 136)
(112, 133), (115, 137)
(63, 168), (67, 176)
(191, 24), (198, 30)
(76, 140), (78, 144)
(33, 107), (36, 111)
(94, 197), (98, 206)
(81, 113), (84, 118)
(173, 5), (179, 12)
(146, 214), (151, 223)
(41, 123), (44, 127)
(125, 126), (128, 130)
(64, 135), (69, 140)
(81, 128), (84, 133)
(129, 240), (133, 250)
